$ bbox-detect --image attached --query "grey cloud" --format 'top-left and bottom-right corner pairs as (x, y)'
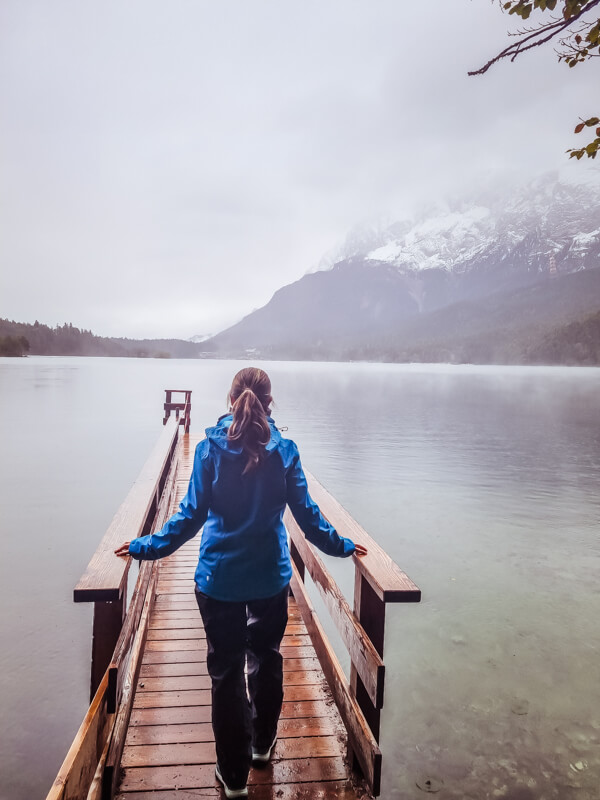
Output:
(1, 0), (599, 338)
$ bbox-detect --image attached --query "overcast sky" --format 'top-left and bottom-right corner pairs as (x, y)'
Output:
(1, 1), (599, 339)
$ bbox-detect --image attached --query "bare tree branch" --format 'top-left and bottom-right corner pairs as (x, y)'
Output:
(469, 0), (600, 75)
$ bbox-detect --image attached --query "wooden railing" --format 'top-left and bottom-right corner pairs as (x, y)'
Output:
(74, 411), (181, 698)
(47, 391), (183, 800)
(285, 473), (420, 797)
(163, 388), (191, 433)
(46, 563), (159, 800)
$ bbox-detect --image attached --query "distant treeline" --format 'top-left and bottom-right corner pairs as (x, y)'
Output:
(0, 335), (30, 357)
(329, 310), (600, 366)
(0, 319), (201, 359)
(340, 315), (600, 366)
(526, 310), (600, 366)
(3, 304), (599, 366)
(204, 307), (600, 367)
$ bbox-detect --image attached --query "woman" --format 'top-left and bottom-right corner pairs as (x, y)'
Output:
(115, 367), (366, 799)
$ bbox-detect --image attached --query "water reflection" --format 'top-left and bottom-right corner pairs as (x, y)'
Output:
(266, 362), (600, 799)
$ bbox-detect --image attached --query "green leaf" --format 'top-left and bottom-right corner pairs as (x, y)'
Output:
(587, 22), (600, 45)
(563, 0), (583, 20)
(585, 117), (600, 126)
(510, 2), (533, 18)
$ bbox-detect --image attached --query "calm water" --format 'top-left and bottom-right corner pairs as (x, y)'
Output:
(1, 357), (599, 800)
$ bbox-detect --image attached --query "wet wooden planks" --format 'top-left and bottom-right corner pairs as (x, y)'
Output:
(116, 435), (362, 799)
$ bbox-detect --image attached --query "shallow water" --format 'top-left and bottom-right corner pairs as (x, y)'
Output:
(1, 357), (599, 799)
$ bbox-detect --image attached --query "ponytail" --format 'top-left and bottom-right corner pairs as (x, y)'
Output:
(227, 368), (273, 474)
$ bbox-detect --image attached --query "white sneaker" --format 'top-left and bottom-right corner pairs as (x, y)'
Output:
(215, 763), (248, 798)
(251, 736), (277, 763)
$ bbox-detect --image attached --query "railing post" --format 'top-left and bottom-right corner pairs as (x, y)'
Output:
(90, 588), (126, 701)
(350, 570), (386, 791)
(163, 391), (172, 425)
(163, 389), (192, 432)
(289, 540), (305, 582)
(184, 391), (191, 434)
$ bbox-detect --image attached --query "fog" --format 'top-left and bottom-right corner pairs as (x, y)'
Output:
(1, 0), (599, 338)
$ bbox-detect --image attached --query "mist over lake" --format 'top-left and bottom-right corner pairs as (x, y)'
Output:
(1, 356), (599, 800)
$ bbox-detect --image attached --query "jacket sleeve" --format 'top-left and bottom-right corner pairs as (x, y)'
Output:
(129, 439), (212, 560)
(285, 442), (355, 557)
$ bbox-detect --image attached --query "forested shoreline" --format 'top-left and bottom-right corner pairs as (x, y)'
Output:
(0, 334), (30, 356)
(1, 313), (599, 365)
(0, 319), (200, 359)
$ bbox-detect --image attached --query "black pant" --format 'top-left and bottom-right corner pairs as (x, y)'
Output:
(195, 585), (289, 790)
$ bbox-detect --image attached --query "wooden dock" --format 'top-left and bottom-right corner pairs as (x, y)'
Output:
(47, 391), (420, 800)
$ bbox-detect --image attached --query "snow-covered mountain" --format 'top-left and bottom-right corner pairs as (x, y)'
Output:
(326, 174), (600, 279)
(203, 175), (600, 363)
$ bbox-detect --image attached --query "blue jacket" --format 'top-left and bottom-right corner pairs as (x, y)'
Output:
(128, 415), (355, 601)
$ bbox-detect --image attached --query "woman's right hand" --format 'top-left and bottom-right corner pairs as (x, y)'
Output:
(114, 541), (131, 558)
(354, 544), (368, 557)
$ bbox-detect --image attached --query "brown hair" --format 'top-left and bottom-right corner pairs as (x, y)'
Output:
(227, 367), (273, 473)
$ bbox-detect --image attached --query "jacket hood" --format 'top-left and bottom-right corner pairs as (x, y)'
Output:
(205, 413), (282, 455)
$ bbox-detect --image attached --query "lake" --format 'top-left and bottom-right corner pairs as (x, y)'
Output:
(1, 356), (599, 800)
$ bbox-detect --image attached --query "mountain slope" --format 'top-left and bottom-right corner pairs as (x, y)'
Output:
(362, 268), (600, 364)
(204, 260), (419, 357)
(203, 176), (600, 365)
(205, 268), (600, 364)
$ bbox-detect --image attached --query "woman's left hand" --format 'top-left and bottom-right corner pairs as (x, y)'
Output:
(114, 542), (131, 558)
(354, 544), (368, 557)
